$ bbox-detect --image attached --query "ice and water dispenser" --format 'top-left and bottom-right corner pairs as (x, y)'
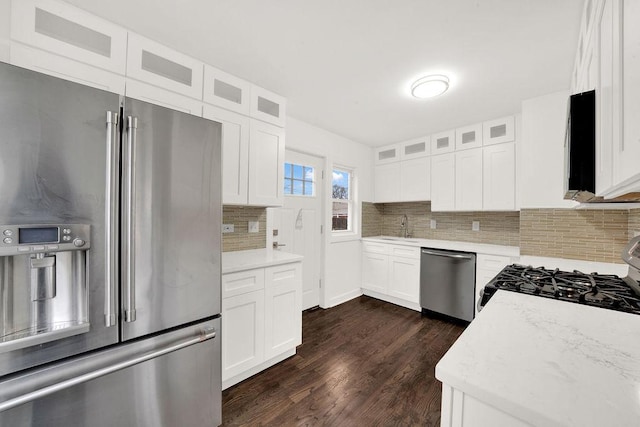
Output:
(0, 224), (90, 352)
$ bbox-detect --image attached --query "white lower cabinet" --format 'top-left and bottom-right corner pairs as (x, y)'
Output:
(221, 261), (302, 389)
(221, 288), (265, 380)
(361, 242), (420, 311)
(264, 263), (302, 359)
(441, 384), (531, 427)
(475, 254), (516, 316)
(388, 254), (420, 302)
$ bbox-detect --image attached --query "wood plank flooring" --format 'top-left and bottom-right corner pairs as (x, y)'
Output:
(222, 296), (466, 426)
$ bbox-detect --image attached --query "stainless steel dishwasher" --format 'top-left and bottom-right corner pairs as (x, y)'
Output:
(420, 247), (476, 322)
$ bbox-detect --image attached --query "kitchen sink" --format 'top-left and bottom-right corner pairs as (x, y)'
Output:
(377, 237), (420, 243)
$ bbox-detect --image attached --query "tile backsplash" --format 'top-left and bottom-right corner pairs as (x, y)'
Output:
(362, 202), (640, 264)
(222, 206), (267, 252)
(362, 202), (520, 246)
(520, 209), (629, 264)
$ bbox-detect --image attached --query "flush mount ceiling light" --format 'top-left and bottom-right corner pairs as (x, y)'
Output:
(411, 75), (450, 99)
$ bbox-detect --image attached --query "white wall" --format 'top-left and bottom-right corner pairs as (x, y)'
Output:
(0, 0), (11, 62)
(285, 117), (373, 308)
(520, 90), (578, 208)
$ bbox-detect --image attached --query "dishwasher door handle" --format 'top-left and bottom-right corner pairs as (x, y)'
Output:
(421, 249), (474, 260)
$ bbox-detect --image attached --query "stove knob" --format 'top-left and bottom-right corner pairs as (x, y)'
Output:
(73, 238), (86, 248)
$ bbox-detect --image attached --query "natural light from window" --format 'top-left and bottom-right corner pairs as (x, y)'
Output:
(332, 168), (351, 232)
(284, 162), (315, 196)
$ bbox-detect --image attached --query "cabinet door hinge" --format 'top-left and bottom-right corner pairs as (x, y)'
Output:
(319, 278), (322, 288)
(320, 225), (323, 234)
(321, 170), (325, 179)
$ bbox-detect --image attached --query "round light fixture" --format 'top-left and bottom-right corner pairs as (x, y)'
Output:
(411, 75), (450, 99)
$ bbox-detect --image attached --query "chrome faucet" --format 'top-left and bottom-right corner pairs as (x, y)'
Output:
(400, 214), (409, 238)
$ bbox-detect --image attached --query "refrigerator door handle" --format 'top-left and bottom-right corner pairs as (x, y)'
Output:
(0, 326), (217, 414)
(122, 116), (138, 323)
(105, 111), (119, 327)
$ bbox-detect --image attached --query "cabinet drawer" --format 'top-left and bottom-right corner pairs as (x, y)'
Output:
(390, 245), (419, 259)
(363, 241), (389, 255)
(222, 268), (265, 298)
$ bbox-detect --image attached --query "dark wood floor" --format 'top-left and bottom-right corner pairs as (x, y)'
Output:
(222, 296), (466, 426)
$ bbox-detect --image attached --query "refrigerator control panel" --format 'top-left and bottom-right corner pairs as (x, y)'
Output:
(0, 224), (90, 255)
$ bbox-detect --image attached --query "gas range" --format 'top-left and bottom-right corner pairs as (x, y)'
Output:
(479, 265), (640, 315)
(479, 235), (640, 315)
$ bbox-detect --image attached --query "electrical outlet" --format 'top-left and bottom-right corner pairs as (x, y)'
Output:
(430, 219), (437, 229)
(472, 221), (480, 232)
(222, 224), (234, 233)
(248, 221), (259, 233)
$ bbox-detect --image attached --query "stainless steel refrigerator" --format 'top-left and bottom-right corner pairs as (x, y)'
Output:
(0, 62), (222, 426)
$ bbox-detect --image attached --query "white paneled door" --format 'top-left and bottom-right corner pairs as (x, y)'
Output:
(269, 150), (324, 310)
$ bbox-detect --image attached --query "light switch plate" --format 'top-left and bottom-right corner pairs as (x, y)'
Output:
(430, 219), (437, 229)
(248, 221), (259, 233)
(222, 224), (234, 233)
(472, 221), (480, 232)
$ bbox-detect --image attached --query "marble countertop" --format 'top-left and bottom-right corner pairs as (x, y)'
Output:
(435, 291), (640, 426)
(222, 249), (303, 274)
(362, 236), (520, 257)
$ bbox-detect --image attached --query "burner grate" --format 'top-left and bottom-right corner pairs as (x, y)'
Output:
(481, 264), (640, 315)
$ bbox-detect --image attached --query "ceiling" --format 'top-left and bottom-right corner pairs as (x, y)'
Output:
(66, 0), (584, 147)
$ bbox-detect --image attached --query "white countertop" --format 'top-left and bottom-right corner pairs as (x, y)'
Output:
(362, 236), (520, 257)
(222, 249), (303, 274)
(435, 291), (640, 427)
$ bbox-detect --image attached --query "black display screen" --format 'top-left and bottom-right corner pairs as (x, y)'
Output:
(19, 227), (59, 244)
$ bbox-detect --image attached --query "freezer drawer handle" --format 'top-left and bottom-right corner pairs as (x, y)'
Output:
(122, 116), (138, 323)
(0, 327), (216, 414)
(105, 111), (119, 327)
(421, 249), (474, 260)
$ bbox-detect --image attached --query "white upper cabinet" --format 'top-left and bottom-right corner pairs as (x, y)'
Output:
(431, 130), (455, 154)
(11, 0), (127, 74)
(203, 65), (251, 115)
(250, 85), (286, 127)
(374, 163), (401, 202)
(613, 0), (640, 192)
(203, 105), (250, 204)
(400, 137), (430, 160)
(125, 79), (203, 116)
(455, 124), (483, 151)
(248, 119), (285, 206)
(483, 116), (515, 146)
(10, 43), (125, 94)
(455, 148), (483, 211)
(431, 153), (455, 211)
(375, 144), (401, 165)
(483, 142), (516, 210)
(400, 157), (430, 202)
(126, 33), (204, 100)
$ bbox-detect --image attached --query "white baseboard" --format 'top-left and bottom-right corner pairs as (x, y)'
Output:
(222, 348), (296, 390)
(361, 289), (421, 312)
(323, 288), (363, 308)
